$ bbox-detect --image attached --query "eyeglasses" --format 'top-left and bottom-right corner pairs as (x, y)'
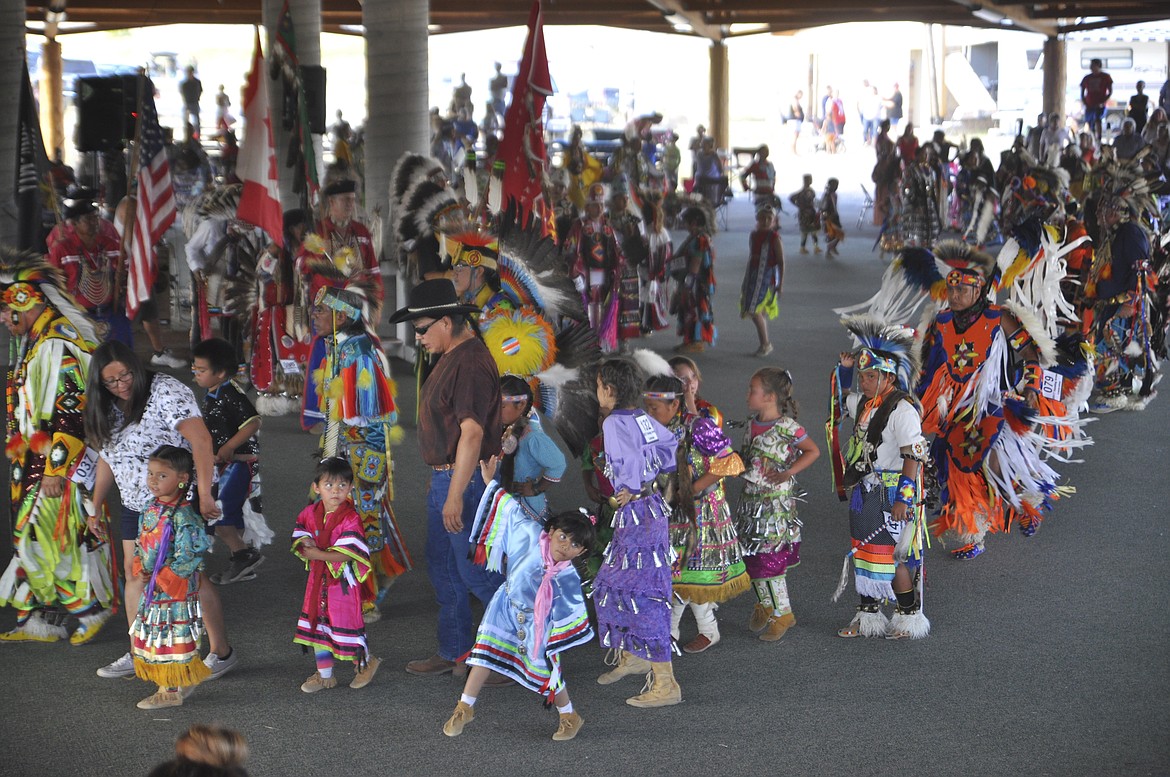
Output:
(414, 319), (441, 337)
(101, 371), (133, 389)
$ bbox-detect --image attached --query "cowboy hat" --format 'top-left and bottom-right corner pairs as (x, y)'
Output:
(387, 278), (480, 324)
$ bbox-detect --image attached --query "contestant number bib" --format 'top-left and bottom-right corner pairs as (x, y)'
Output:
(635, 413), (659, 443)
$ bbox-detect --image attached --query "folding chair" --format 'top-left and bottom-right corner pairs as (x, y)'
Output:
(858, 184), (875, 229)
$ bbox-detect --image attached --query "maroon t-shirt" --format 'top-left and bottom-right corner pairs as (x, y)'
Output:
(418, 336), (502, 466)
(1080, 72), (1113, 107)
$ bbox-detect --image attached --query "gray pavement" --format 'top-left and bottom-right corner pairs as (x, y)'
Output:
(1, 183), (1168, 777)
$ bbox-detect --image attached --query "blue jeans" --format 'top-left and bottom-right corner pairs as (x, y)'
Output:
(425, 469), (504, 661)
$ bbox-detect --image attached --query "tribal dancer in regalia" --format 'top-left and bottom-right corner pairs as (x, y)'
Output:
(828, 317), (929, 639)
(564, 183), (627, 353)
(0, 250), (115, 644)
(916, 244), (1072, 559)
(304, 273), (411, 622)
(1083, 154), (1160, 412)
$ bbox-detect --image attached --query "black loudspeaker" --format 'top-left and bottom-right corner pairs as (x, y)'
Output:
(300, 65), (326, 135)
(75, 75), (147, 152)
(76, 76), (125, 152)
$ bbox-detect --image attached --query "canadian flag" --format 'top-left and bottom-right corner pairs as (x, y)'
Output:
(237, 27), (283, 248)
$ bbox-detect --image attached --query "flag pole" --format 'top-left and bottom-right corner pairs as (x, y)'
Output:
(116, 68), (148, 306)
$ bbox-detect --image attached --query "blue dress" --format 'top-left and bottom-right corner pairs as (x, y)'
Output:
(467, 480), (593, 701)
(511, 414), (567, 521)
(592, 409), (678, 662)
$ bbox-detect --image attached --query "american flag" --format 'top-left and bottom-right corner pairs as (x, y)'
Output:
(127, 79), (176, 318)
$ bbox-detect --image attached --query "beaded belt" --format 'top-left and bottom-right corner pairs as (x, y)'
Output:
(607, 480), (658, 508)
(431, 463), (456, 472)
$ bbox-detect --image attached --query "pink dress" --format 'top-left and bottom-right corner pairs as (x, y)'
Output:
(292, 501), (372, 663)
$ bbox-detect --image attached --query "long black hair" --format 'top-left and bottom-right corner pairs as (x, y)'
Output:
(499, 375), (534, 490)
(84, 340), (155, 448)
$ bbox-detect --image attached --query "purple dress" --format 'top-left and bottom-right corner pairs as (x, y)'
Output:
(593, 409), (678, 662)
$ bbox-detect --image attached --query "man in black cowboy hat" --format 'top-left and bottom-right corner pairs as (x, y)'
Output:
(302, 178), (381, 300)
(392, 279), (506, 678)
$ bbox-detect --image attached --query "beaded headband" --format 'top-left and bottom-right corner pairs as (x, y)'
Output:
(946, 269), (985, 288)
(856, 348), (897, 374)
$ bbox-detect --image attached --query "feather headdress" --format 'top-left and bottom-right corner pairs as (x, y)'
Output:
(0, 247), (97, 345)
(840, 314), (920, 392)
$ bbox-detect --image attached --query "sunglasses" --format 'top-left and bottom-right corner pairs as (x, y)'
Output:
(414, 319), (442, 336)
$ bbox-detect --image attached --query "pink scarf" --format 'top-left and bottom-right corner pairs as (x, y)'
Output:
(530, 531), (570, 661)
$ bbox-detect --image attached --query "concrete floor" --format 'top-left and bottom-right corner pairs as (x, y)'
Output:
(1, 177), (1167, 777)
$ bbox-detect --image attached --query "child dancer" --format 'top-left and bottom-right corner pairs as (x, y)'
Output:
(829, 340), (930, 640)
(672, 207), (717, 354)
(498, 375), (566, 522)
(669, 355), (723, 426)
(821, 177), (843, 257)
(191, 337), (271, 585)
(789, 174), (821, 254)
(592, 358), (681, 707)
(736, 368), (820, 642)
(740, 204), (784, 358)
(130, 446), (212, 710)
(292, 457), (381, 693)
(643, 375), (748, 654)
(443, 458), (596, 741)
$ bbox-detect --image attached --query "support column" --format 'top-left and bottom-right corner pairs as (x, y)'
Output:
(708, 40), (729, 149)
(364, 0), (429, 353)
(39, 39), (64, 160)
(1042, 36), (1066, 118)
(263, 0), (322, 210)
(0, 0), (26, 245)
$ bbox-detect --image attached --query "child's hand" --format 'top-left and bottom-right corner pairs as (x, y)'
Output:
(214, 444), (236, 465)
(139, 568), (152, 582)
(612, 488), (634, 507)
(301, 537), (317, 550)
(765, 468), (792, 486)
(839, 352), (855, 368)
(479, 455), (500, 485)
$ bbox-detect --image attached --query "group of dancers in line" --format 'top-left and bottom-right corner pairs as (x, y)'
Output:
(3, 128), (1162, 741)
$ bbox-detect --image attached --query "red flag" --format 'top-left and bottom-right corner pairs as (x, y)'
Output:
(498, 0), (553, 223)
(128, 79), (176, 319)
(237, 28), (284, 247)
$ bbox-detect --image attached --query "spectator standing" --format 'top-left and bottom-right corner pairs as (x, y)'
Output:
(886, 83), (904, 127)
(688, 124), (707, 176)
(214, 85), (232, 132)
(663, 133), (681, 192)
(1080, 58), (1113, 142)
(1129, 81), (1150, 135)
(488, 62), (508, 118)
(1040, 112), (1070, 166)
(180, 66), (203, 140)
(1024, 112), (1047, 159)
(787, 90), (805, 154)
